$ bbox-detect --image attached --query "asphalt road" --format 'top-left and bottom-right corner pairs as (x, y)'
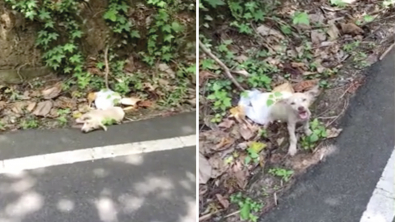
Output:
(259, 50), (395, 221)
(0, 112), (197, 222)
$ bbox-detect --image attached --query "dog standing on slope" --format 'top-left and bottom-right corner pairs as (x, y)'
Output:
(269, 85), (320, 156)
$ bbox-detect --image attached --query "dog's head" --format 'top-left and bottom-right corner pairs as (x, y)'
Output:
(75, 114), (99, 133)
(279, 85), (320, 120)
(80, 119), (100, 133)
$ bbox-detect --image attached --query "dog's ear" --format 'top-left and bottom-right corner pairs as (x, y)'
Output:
(306, 85), (320, 98)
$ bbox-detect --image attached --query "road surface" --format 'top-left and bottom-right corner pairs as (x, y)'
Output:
(259, 49), (395, 221)
(0, 112), (197, 222)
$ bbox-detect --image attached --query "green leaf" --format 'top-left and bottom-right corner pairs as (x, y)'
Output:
(292, 11), (310, 25)
(130, 30), (140, 38)
(274, 92), (282, 97)
(363, 15), (374, 22)
(266, 99), (274, 106)
(245, 156), (252, 164)
(248, 141), (266, 154)
(171, 22), (184, 32)
(103, 9), (117, 22)
(309, 133), (319, 143)
(240, 204), (251, 220)
(203, 0), (225, 8)
(63, 43), (76, 53)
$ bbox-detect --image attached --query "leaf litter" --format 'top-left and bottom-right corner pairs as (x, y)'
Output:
(199, 0), (395, 220)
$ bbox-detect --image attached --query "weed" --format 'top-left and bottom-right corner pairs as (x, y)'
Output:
(301, 118), (327, 150)
(56, 109), (70, 126)
(343, 41), (360, 53)
(245, 142), (266, 164)
(21, 117), (39, 129)
(330, 0), (347, 7)
(230, 192), (263, 222)
(268, 168), (294, 182)
(206, 81), (232, 122)
(292, 11), (310, 26)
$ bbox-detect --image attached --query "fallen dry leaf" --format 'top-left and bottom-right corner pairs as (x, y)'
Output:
(199, 153), (212, 184)
(218, 119), (235, 129)
(256, 24), (285, 39)
(158, 63), (175, 77)
(138, 100), (153, 108)
(11, 102), (27, 114)
(327, 21), (340, 40)
(293, 79), (319, 92)
(229, 106), (245, 122)
(235, 55), (249, 63)
(32, 101), (53, 116)
(120, 97), (141, 106)
(326, 127), (343, 138)
(216, 194), (230, 209)
(26, 102), (37, 113)
(208, 153), (227, 178)
(0, 101), (6, 110)
(311, 29), (327, 45)
(233, 161), (248, 189)
(215, 137), (235, 151)
(87, 92), (96, 107)
(42, 84), (62, 100)
(199, 70), (215, 86)
(238, 123), (256, 140)
(272, 81), (294, 93)
(340, 22), (364, 35)
(54, 96), (78, 110)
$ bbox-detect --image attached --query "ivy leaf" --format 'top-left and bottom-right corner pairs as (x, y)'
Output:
(38, 9), (51, 20)
(164, 34), (174, 42)
(240, 204), (251, 220)
(266, 99), (274, 106)
(309, 133), (319, 143)
(161, 24), (172, 33)
(203, 0), (225, 8)
(130, 30), (140, 38)
(171, 22), (184, 32)
(103, 9), (117, 22)
(63, 43), (76, 53)
(71, 30), (83, 39)
(70, 54), (82, 64)
(292, 11), (310, 25)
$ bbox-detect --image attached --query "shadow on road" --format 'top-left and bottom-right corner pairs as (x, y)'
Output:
(0, 147), (196, 222)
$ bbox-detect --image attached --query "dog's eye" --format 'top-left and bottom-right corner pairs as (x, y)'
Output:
(302, 98), (307, 102)
(290, 102), (295, 105)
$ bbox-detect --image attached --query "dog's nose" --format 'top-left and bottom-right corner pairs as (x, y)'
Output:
(298, 106), (304, 111)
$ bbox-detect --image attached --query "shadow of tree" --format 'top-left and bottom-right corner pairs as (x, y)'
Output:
(0, 147), (196, 222)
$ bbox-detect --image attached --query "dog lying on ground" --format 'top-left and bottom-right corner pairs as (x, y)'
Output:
(75, 107), (125, 133)
(268, 85), (320, 156)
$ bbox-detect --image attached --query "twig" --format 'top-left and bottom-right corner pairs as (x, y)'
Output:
(199, 39), (245, 91)
(104, 45), (110, 89)
(224, 210), (240, 218)
(379, 41), (395, 61)
(326, 98), (349, 127)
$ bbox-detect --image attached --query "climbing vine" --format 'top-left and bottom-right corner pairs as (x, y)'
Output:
(4, 0), (196, 97)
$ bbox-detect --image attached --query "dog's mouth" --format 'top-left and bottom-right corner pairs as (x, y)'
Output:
(298, 110), (309, 120)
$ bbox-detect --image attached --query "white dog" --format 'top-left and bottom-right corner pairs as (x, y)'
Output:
(75, 107), (125, 133)
(239, 85), (320, 156)
(270, 86), (320, 156)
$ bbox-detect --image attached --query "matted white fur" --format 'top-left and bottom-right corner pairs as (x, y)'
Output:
(239, 86), (320, 156)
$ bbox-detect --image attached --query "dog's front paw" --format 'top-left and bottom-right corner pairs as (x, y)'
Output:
(305, 129), (312, 136)
(288, 145), (297, 156)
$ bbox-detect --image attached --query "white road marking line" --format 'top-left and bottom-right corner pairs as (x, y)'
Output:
(0, 134), (196, 174)
(360, 148), (395, 222)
